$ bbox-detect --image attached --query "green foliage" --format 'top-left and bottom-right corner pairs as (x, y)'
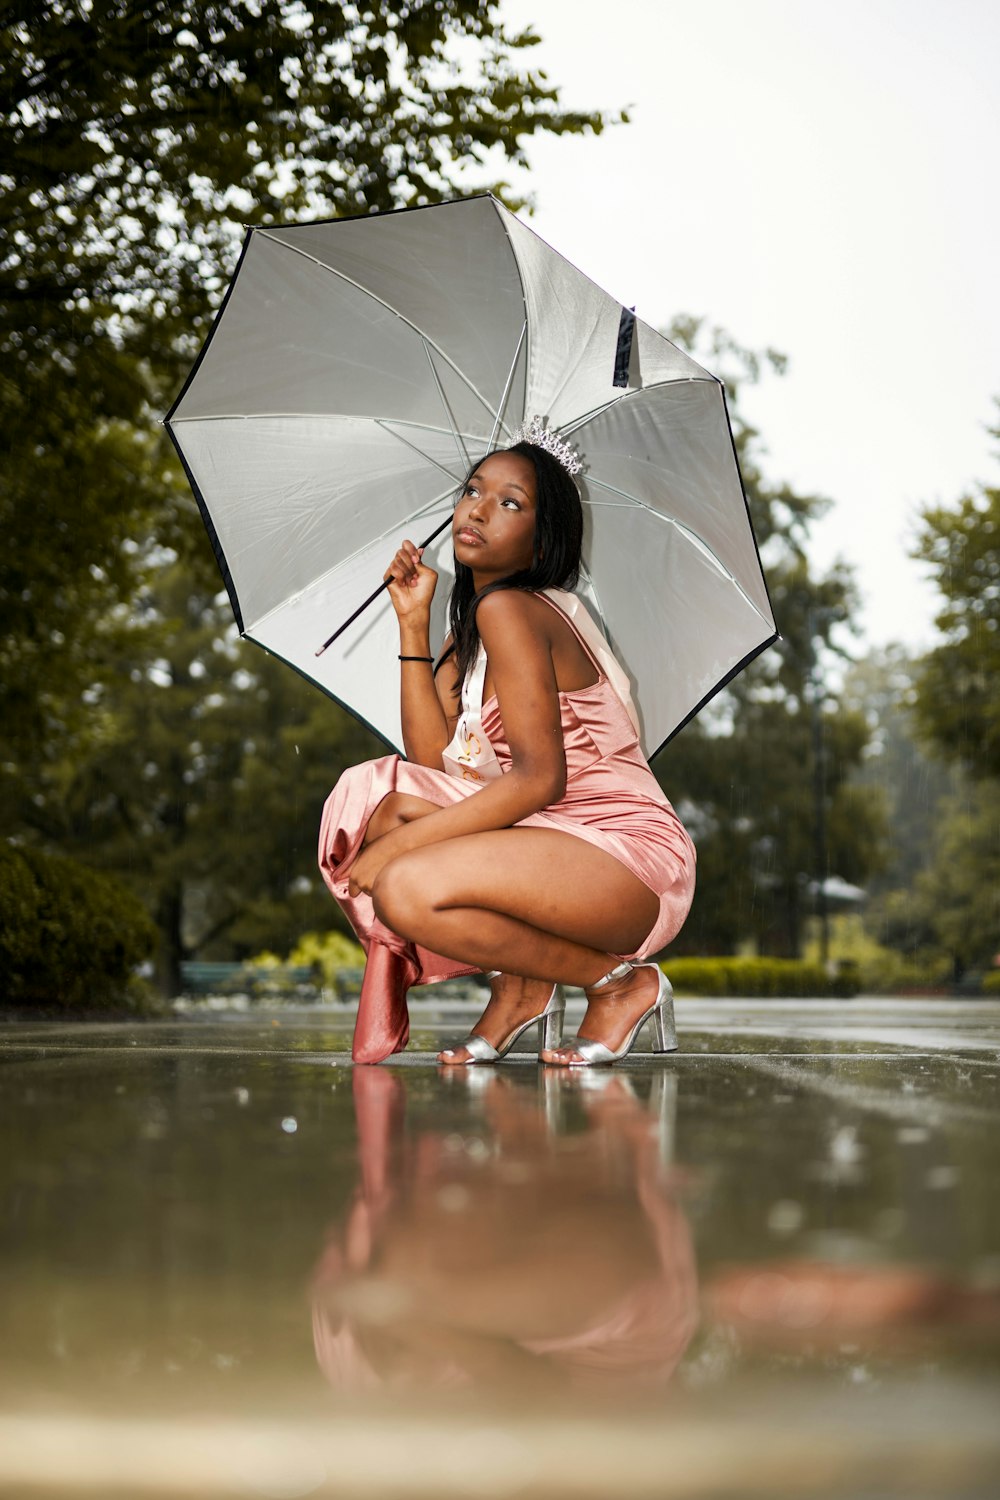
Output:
(802, 912), (909, 993)
(982, 971), (1000, 995)
(288, 929), (366, 990)
(848, 645), (1000, 978)
(844, 415), (1000, 980)
(661, 696), (886, 957)
(22, 563), (382, 993)
(906, 782), (1000, 974)
(0, 843), (156, 1010)
(2, 1), (609, 370)
(842, 646), (958, 897)
(663, 956), (860, 999)
(912, 415), (1000, 780)
(2, 0), (610, 743)
(2, 3), (612, 993)
(284, 924), (367, 996)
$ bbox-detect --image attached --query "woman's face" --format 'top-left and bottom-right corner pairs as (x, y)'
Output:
(453, 451), (537, 582)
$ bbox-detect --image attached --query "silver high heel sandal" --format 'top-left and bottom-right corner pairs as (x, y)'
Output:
(440, 973), (566, 1064)
(555, 961), (677, 1066)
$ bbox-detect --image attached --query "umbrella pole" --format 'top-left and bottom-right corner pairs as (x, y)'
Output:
(314, 511), (454, 657)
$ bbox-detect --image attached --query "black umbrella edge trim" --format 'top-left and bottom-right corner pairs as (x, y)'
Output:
(242, 632), (400, 757)
(161, 229), (256, 631)
(719, 381), (778, 624)
(252, 192), (497, 236)
(646, 375), (781, 758)
(649, 627), (781, 763)
(163, 420), (244, 634)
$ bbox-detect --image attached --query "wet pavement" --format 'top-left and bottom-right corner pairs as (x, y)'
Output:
(1, 993), (999, 1498)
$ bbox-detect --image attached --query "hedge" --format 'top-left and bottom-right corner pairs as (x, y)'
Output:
(661, 956), (861, 998)
(0, 844), (157, 1011)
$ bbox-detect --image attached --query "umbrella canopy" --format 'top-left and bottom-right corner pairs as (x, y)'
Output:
(165, 195), (776, 757)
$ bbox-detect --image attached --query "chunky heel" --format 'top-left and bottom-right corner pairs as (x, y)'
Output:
(440, 981), (565, 1065)
(540, 988), (565, 1051)
(549, 963), (678, 1066)
(651, 980), (678, 1053)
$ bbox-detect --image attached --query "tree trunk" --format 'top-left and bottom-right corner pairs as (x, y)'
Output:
(156, 882), (185, 998)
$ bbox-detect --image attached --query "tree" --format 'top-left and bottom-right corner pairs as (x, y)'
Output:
(841, 645), (957, 900)
(912, 405), (1000, 781)
(2, 2), (615, 988)
(840, 645), (958, 972)
(844, 412), (1000, 984)
(653, 319), (885, 957)
(2, 0), (611, 777)
(899, 410), (1000, 977)
(3, 1), (607, 373)
(38, 562), (383, 993)
(907, 782), (1000, 976)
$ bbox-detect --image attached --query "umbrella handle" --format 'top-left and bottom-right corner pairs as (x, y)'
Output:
(314, 512), (454, 656)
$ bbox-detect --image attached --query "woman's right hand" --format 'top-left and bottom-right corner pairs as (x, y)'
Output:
(385, 540), (438, 619)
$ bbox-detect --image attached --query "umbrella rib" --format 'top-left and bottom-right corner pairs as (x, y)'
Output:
(381, 417), (493, 445)
(255, 229), (513, 430)
(558, 376), (720, 440)
(248, 481), (459, 635)
(168, 412), (487, 445)
(575, 558), (613, 653)
(423, 343), (470, 470)
(585, 478), (772, 625)
(374, 419), (465, 484)
(487, 320), (527, 450)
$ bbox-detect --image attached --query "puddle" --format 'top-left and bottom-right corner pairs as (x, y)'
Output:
(1, 1002), (999, 1495)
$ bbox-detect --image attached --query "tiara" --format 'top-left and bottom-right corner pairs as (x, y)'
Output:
(507, 415), (584, 477)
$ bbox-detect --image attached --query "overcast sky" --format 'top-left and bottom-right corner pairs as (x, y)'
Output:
(492, 0), (1000, 652)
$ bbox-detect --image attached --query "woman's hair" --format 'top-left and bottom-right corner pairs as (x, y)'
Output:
(445, 441), (584, 694)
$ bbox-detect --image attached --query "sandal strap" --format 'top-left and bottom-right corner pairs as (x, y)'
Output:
(586, 960), (634, 992)
(446, 1033), (500, 1062)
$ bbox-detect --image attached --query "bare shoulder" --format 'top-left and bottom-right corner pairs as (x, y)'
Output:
(475, 588), (556, 639)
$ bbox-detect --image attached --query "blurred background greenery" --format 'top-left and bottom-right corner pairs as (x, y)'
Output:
(2, 2), (998, 1008)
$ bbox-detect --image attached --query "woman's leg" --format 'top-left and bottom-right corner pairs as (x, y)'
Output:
(370, 829), (664, 1063)
(357, 797), (555, 1057)
(361, 792), (441, 845)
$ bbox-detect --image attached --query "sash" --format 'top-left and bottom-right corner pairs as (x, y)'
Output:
(441, 641), (502, 783)
(440, 589), (639, 783)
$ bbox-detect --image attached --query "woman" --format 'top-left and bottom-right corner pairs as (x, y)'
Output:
(318, 427), (695, 1066)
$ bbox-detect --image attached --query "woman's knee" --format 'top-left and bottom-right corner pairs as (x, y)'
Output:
(371, 852), (433, 931)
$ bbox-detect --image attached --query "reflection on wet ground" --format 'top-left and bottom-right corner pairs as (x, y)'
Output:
(1, 997), (999, 1496)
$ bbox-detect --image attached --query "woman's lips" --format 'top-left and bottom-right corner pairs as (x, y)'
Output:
(456, 527), (485, 544)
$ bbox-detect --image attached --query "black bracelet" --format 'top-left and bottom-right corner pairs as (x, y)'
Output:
(398, 654), (434, 662)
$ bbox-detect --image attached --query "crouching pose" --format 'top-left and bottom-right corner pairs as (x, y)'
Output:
(318, 430), (695, 1065)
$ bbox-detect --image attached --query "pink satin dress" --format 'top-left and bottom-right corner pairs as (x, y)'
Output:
(318, 593), (696, 1062)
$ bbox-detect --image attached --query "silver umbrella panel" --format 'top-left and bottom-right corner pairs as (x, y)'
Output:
(165, 195), (776, 757)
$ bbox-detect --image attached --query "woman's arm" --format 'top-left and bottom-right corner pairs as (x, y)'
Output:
(385, 540), (457, 766)
(348, 590), (566, 894)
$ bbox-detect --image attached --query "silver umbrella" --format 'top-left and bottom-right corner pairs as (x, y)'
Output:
(165, 195), (776, 757)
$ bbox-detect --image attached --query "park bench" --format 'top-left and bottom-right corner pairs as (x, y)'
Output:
(177, 962), (487, 1004)
(178, 961), (322, 1000)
